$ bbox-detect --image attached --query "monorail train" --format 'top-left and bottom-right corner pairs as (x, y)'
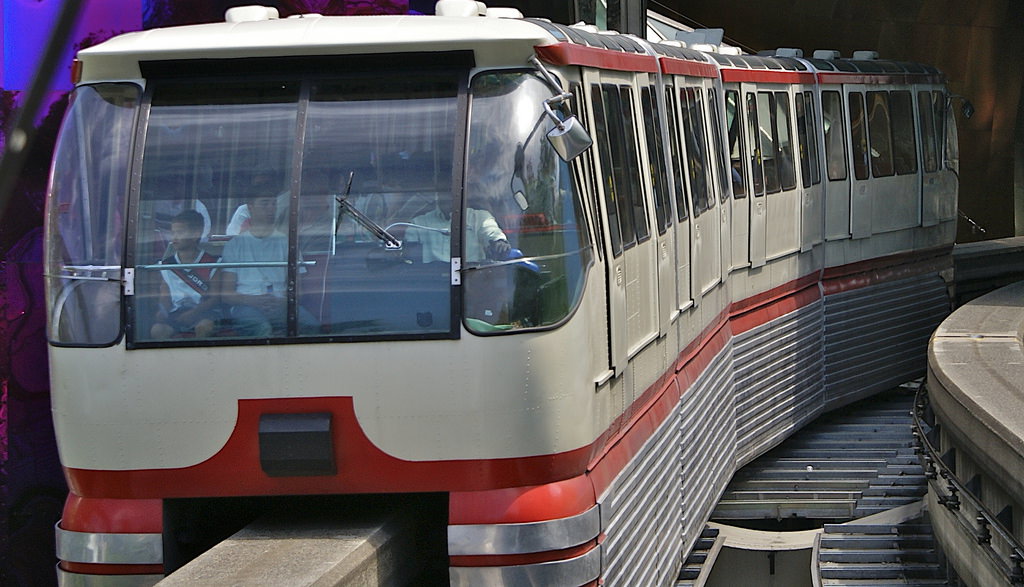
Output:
(44, 2), (961, 585)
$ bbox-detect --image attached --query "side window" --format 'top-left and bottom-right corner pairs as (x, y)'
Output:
(775, 91), (797, 191)
(618, 86), (650, 244)
(591, 84), (648, 254)
(866, 91), (894, 177)
(918, 90), (938, 172)
(890, 90), (918, 175)
(756, 91), (780, 193)
(665, 86), (689, 221)
(804, 91), (821, 185)
(708, 89), (730, 203)
(726, 89), (747, 198)
(591, 85), (623, 256)
(932, 90), (946, 165)
(848, 91), (869, 180)
(822, 90), (848, 181)
(746, 92), (766, 196)
(796, 91), (822, 188)
(641, 85), (672, 234)
(681, 86), (713, 214)
(570, 82), (603, 261)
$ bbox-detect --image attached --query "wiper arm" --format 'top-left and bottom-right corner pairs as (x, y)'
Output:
(334, 171), (402, 249)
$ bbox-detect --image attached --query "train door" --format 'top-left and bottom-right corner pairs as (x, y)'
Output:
(795, 88), (824, 251)
(845, 85), (873, 239)
(664, 81), (694, 313)
(918, 87), (948, 227)
(708, 85), (732, 283)
(589, 73), (658, 374)
(639, 81), (678, 335)
(680, 81), (722, 297)
(725, 86), (751, 270)
(821, 87), (851, 241)
(742, 83), (767, 267)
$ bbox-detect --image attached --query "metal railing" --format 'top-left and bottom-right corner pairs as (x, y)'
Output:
(913, 385), (1024, 585)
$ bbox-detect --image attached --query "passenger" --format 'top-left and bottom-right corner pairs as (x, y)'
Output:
(150, 210), (220, 339)
(218, 187), (318, 337)
(405, 196), (521, 264)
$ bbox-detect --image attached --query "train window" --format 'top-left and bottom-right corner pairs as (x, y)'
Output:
(804, 91), (822, 185)
(796, 93), (811, 187)
(822, 91), (848, 181)
(848, 92), (869, 180)
(591, 85), (625, 256)
(745, 92), (766, 196)
(665, 86), (689, 221)
(756, 92), (781, 193)
(933, 90), (947, 166)
(570, 82), (603, 262)
(641, 86), (672, 233)
(866, 91), (894, 177)
(46, 83), (140, 346)
(890, 91), (918, 175)
(618, 86), (651, 244)
(708, 89), (731, 203)
(133, 80), (301, 343)
(775, 91), (797, 191)
(918, 91), (938, 172)
(681, 87), (713, 214)
(463, 71), (593, 334)
(726, 90), (747, 198)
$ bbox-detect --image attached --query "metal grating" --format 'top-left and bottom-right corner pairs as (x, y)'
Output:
(733, 300), (826, 465)
(823, 274), (949, 407)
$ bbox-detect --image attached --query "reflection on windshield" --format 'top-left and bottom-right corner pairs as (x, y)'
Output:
(462, 72), (591, 333)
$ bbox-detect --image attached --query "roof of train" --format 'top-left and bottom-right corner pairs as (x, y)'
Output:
(77, 14), (560, 81)
(76, 10), (942, 84)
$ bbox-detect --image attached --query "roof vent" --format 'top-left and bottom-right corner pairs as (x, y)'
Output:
(719, 46), (743, 56)
(225, 5), (279, 23)
(813, 49), (842, 60)
(852, 50), (879, 60)
(675, 28), (724, 46)
(435, 0), (484, 16)
(570, 22), (600, 33)
(775, 48), (803, 58)
(486, 7), (523, 18)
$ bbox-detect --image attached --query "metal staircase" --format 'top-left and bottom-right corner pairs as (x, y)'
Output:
(816, 518), (949, 586)
(676, 527), (722, 586)
(712, 386), (928, 522)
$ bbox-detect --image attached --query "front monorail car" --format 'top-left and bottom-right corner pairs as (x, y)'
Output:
(45, 3), (960, 585)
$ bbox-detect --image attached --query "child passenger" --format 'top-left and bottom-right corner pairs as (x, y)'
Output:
(150, 210), (220, 339)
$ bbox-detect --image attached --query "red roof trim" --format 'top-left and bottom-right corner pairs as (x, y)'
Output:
(535, 42), (658, 73)
(721, 68), (817, 84)
(659, 57), (718, 78)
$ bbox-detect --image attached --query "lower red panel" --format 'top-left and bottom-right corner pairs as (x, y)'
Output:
(449, 540), (598, 567)
(59, 562), (163, 576)
(61, 494), (162, 533)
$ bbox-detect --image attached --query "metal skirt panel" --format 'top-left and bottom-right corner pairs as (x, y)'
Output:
(733, 300), (826, 465)
(599, 379), (686, 587)
(823, 274), (949, 407)
(680, 343), (737, 559)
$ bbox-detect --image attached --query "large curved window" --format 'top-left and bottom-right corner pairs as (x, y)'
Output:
(46, 83), (140, 346)
(463, 72), (592, 334)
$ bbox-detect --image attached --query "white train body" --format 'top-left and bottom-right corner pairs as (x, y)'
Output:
(45, 5), (958, 585)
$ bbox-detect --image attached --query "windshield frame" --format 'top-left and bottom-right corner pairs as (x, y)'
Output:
(123, 64), (471, 349)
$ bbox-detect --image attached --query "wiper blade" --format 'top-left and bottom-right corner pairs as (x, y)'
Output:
(334, 171), (402, 249)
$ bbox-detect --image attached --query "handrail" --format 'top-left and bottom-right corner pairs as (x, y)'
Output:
(912, 385), (1024, 585)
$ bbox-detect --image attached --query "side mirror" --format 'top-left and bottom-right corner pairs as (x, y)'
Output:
(547, 115), (593, 161)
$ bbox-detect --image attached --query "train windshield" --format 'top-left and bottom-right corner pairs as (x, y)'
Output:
(462, 71), (591, 333)
(46, 68), (590, 346)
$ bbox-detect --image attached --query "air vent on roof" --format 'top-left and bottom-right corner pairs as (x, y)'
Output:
(852, 50), (879, 60)
(225, 5), (279, 22)
(675, 28), (724, 46)
(813, 50), (842, 60)
(775, 48), (803, 58)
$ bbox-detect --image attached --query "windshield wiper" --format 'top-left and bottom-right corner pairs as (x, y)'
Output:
(334, 171), (402, 249)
